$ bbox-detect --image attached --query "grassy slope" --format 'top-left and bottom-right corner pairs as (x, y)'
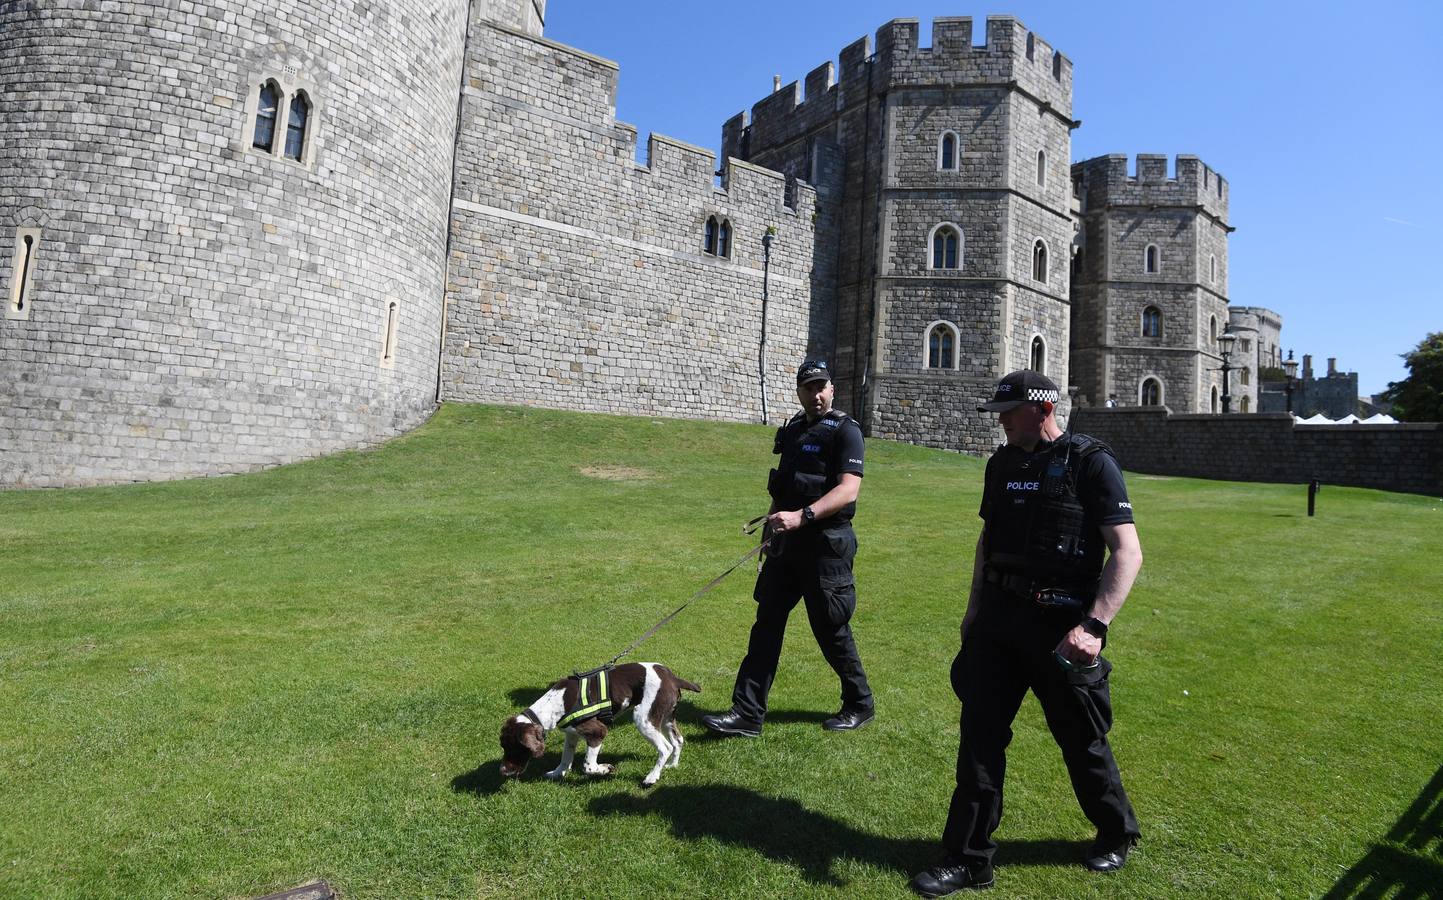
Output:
(1, 403), (1439, 899)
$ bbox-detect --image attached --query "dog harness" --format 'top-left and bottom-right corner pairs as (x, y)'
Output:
(556, 665), (614, 729)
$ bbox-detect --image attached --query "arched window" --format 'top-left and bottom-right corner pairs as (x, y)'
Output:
(930, 224), (961, 270)
(704, 216), (718, 255)
(1141, 378), (1162, 406)
(939, 132), (959, 171)
(1211, 386), (1219, 413)
(381, 301), (399, 366)
(253, 81), (280, 151)
(1240, 367), (1250, 386)
(718, 219), (731, 258)
(1036, 149), (1046, 187)
(1209, 315), (1218, 345)
(1241, 396), (1251, 413)
(1030, 336), (1046, 373)
(1144, 244), (1159, 274)
(284, 91), (310, 161)
(925, 321), (958, 369)
(1032, 239), (1048, 283)
(1141, 306), (1162, 338)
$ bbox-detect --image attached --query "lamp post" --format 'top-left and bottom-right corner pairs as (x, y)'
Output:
(1282, 349), (1299, 415)
(1216, 331), (1237, 414)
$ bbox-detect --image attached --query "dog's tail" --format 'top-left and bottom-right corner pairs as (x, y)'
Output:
(675, 677), (702, 693)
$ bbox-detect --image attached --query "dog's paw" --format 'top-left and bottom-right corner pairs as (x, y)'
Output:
(583, 763), (615, 777)
(542, 769), (567, 781)
(642, 774), (660, 787)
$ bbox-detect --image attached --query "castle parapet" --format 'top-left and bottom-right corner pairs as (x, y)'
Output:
(1072, 153), (1229, 221)
(729, 16), (1072, 160)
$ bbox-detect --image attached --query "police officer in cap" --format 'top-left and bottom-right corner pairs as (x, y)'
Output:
(702, 359), (875, 737)
(911, 370), (1143, 896)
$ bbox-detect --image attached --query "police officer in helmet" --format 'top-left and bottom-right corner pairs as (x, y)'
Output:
(702, 359), (875, 737)
(912, 370), (1143, 896)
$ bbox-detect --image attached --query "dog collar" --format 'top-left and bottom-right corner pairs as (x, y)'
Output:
(520, 708), (544, 729)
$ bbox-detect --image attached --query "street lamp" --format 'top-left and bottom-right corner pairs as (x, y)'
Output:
(1215, 331), (1237, 414)
(1282, 349), (1299, 414)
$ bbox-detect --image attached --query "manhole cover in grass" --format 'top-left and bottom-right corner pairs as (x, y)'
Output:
(578, 465), (654, 481)
(252, 882), (334, 900)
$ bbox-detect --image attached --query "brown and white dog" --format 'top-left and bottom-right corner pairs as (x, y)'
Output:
(499, 662), (701, 787)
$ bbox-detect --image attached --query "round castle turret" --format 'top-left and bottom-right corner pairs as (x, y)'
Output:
(0, 1), (470, 486)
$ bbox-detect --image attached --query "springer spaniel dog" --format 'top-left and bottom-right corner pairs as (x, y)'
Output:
(499, 662), (700, 787)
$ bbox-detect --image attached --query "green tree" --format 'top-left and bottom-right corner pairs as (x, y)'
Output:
(1381, 332), (1443, 422)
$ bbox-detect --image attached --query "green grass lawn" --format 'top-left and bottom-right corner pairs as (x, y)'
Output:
(2, 403), (1440, 899)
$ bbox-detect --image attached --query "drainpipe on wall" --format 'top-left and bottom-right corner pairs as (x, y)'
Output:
(759, 226), (775, 424)
(436, 0), (479, 404)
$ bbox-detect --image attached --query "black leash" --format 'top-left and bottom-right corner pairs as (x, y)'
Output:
(605, 516), (772, 666)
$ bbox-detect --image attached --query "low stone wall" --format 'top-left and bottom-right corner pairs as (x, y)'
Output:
(1069, 408), (1443, 497)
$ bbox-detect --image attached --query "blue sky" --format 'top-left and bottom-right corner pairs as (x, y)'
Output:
(545, 0), (1441, 396)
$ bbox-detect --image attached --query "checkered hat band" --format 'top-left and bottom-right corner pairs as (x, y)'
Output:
(1027, 388), (1059, 403)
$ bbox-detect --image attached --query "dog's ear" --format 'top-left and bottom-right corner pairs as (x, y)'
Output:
(522, 723), (545, 758)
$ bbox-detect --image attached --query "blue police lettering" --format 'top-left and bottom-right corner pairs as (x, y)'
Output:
(1006, 481), (1041, 491)
(802, 443), (821, 453)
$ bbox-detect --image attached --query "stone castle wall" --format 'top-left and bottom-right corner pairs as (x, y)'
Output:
(440, 19), (815, 424)
(0, 0), (466, 487)
(1071, 408), (1443, 497)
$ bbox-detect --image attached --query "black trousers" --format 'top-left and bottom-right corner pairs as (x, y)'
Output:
(942, 584), (1139, 866)
(730, 525), (873, 722)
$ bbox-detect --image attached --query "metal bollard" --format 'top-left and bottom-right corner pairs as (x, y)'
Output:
(1307, 479), (1320, 517)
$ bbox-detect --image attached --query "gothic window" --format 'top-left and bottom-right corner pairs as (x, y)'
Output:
(1032, 239), (1048, 283)
(284, 91), (310, 161)
(1240, 367), (1250, 386)
(253, 81), (280, 151)
(1030, 335), (1046, 373)
(1144, 244), (1159, 274)
(1036, 150), (1046, 187)
(704, 216), (718, 255)
(718, 219), (731, 258)
(924, 321), (958, 369)
(930, 224), (961, 270)
(1209, 315), (1218, 344)
(1141, 306), (1162, 338)
(939, 132), (959, 171)
(380, 301), (399, 367)
(1141, 377), (1162, 406)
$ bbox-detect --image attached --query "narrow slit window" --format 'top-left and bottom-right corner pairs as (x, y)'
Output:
(1030, 336), (1045, 373)
(1144, 244), (1159, 274)
(717, 219), (731, 258)
(1036, 149), (1046, 187)
(1032, 239), (1048, 282)
(1052, 51), (1062, 80)
(284, 91), (310, 161)
(253, 81), (279, 151)
(704, 216), (718, 255)
(380, 301), (400, 365)
(7, 227), (39, 320)
(1210, 254), (1217, 282)
(940, 132), (957, 170)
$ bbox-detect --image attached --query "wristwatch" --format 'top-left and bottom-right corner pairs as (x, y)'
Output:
(1081, 616), (1108, 639)
(802, 505), (816, 523)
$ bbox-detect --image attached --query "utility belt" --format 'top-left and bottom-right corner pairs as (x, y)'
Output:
(764, 518), (851, 559)
(983, 567), (1094, 612)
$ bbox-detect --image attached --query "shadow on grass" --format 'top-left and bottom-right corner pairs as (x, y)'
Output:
(588, 784), (1082, 886)
(673, 703), (830, 735)
(451, 751), (649, 796)
(1324, 764), (1443, 898)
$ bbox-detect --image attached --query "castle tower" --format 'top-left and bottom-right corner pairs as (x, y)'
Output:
(1070, 154), (1233, 412)
(723, 17), (1075, 451)
(0, 1), (470, 486)
(1227, 305), (1283, 413)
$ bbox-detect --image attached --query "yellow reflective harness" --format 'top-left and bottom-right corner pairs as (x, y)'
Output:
(556, 665), (614, 729)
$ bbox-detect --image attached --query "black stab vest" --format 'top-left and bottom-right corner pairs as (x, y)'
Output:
(988, 433), (1112, 591)
(767, 409), (857, 524)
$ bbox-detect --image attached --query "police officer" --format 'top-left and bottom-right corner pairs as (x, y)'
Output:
(702, 359), (875, 737)
(911, 370), (1143, 897)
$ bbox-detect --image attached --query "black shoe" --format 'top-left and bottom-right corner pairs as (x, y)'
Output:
(910, 859), (994, 896)
(700, 709), (762, 737)
(823, 706), (875, 731)
(1084, 835), (1136, 873)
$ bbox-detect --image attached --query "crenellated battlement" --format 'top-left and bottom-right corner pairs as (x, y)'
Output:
(725, 16), (1072, 160)
(1072, 153), (1229, 220)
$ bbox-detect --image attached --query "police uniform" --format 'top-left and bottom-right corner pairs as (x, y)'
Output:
(728, 406), (874, 725)
(942, 428), (1141, 870)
